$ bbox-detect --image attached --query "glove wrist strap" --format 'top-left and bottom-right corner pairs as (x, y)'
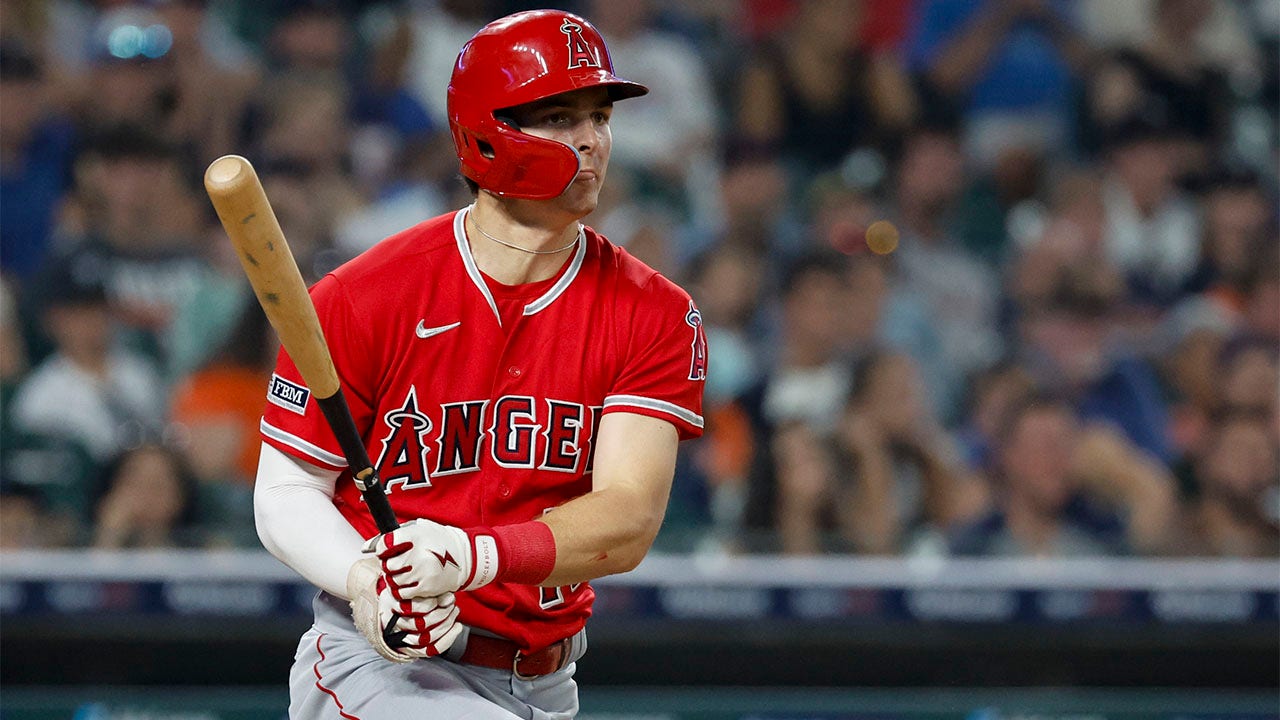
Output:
(467, 521), (556, 586)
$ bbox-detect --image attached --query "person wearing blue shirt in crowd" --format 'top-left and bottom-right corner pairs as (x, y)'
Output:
(1020, 269), (1175, 464)
(950, 395), (1177, 556)
(906, 0), (1089, 166)
(0, 44), (77, 281)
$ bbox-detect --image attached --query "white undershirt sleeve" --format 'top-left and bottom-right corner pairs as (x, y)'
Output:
(254, 442), (367, 600)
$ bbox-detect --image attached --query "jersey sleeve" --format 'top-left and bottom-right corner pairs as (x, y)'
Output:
(260, 273), (376, 470)
(604, 274), (707, 440)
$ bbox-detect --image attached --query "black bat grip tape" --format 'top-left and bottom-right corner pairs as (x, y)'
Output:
(316, 390), (411, 649)
(315, 390), (399, 533)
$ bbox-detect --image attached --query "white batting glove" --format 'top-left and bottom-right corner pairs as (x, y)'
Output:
(346, 557), (463, 663)
(369, 519), (500, 599)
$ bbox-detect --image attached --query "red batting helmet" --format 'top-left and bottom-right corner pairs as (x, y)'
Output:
(447, 10), (648, 200)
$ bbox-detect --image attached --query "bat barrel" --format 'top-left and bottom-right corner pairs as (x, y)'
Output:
(204, 154), (341, 399)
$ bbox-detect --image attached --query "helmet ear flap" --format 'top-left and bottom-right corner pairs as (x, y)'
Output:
(453, 112), (580, 200)
(457, 127), (494, 160)
(483, 123), (581, 199)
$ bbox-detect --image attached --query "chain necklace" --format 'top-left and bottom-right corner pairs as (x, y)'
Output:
(470, 213), (581, 255)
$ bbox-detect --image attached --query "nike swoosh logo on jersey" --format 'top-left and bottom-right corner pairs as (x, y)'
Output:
(416, 320), (461, 338)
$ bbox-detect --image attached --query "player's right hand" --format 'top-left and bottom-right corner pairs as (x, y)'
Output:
(369, 518), (499, 598)
(346, 557), (463, 663)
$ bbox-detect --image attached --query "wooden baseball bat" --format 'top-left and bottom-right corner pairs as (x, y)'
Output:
(204, 155), (399, 534)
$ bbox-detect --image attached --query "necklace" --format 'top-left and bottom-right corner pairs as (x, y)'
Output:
(470, 213), (581, 255)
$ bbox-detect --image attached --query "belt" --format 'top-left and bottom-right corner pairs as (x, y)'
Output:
(458, 633), (572, 679)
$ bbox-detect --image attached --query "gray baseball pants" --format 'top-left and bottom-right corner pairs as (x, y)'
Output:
(288, 592), (585, 719)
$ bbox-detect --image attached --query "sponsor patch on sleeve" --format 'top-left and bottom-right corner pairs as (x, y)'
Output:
(267, 374), (311, 415)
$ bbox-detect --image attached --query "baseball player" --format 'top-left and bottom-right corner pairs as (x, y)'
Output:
(252, 10), (707, 719)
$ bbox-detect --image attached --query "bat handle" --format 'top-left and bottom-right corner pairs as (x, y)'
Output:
(315, 390), (400, 533)
(353, 468), (399, 534)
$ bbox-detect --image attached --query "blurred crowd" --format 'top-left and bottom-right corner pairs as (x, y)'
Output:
(0, 0), (1276, 559)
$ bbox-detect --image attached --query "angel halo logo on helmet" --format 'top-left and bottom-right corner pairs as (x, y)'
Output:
(447, 10), (649, 201)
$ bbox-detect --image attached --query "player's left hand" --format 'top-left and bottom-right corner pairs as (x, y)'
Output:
(347, 557), (463, 662)
(369, 519), (500, 598)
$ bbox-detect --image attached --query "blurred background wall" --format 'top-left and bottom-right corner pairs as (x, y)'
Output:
(0, 0), (1277, 717)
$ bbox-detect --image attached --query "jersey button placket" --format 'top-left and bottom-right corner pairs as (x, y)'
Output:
(491, 331), (524, 509)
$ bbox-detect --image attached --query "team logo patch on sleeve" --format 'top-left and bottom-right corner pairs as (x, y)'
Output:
(685, 302), (708, 382)
(267, 374), (311, 415)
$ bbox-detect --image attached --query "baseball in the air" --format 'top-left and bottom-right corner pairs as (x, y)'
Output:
(865, 220), (899, 255)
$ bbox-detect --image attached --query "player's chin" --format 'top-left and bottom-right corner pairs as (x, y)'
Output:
(559, 181), (601, 216)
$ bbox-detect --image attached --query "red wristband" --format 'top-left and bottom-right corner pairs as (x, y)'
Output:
(469, 521), (556, 585)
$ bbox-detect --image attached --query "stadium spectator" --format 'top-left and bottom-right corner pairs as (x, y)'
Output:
(30, 125), (218, 374)
(680, 245), (768, 549)
(0, 0), (91, 99)
(834, 351), (989, 555)
(0, 43), (77, 282)
(344, 7), (442, 230)
(1182, 167), (1272, 304)
(1023, 273), (1174, 462)
(905, 0), (1089, 168)
(1155, 297), (1238, 467)
(842, 249), (947, 416)
(1216, 337), (1279, 419)
(74, 6), (176, 138)
(806, 170), (883, 256)
(743, 252), (853, 552)
(9, 254), (165, 465)
(333, 136), (452, 257)
(759, 252), (854, 433)
(951, 396), (1178, 556)
(1082, 0), (1243, 172)
(1180, 411), (1279, 557)
(153, 0), (258, 161)
(262, 0), (438, 216)
(170, 301), (273, 487)
(716, 142), (798, 259)
(889, 124), (1003, 421)
(1006, 168), (1115, 315)
(767, 418), (839, 554)
(590, 169), (683, 278)
(248, 72), (361, 273)
(1079, 0), (1263, 83)
(1099, 112), (1203, 307)
(735, 0), (917, 171)
(91, 443), (198, 549)
(904, 0), (1087, 266)
(799, 169), (946, 389)
(263, 1), (348, 75)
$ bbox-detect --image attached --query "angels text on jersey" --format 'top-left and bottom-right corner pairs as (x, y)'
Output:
(374, 386), (604, 492)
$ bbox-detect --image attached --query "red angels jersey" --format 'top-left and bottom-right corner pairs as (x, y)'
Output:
(261, 206), (707, 652)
